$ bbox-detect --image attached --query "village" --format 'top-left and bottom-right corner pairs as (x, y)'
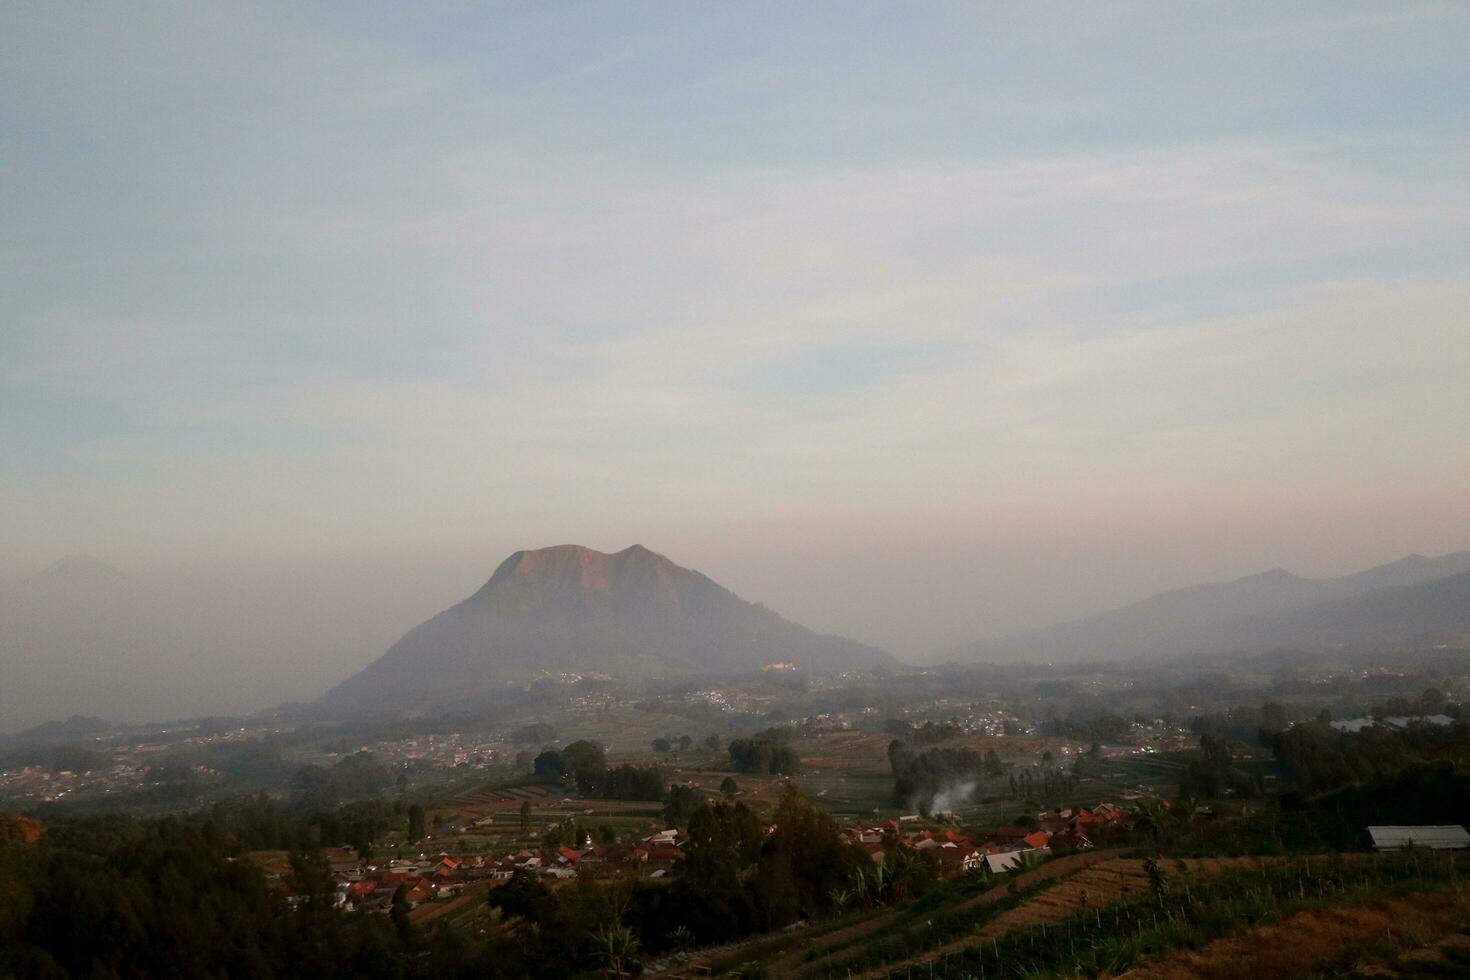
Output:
(279, 798), (1137, 918)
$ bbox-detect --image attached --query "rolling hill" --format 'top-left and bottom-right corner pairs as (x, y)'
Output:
(320, 544), (893, 708)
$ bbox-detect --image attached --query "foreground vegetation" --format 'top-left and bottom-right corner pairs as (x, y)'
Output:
(6, 655), (1470, 977)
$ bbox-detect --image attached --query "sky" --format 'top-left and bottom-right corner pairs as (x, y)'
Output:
(3, 3), (1470, 725)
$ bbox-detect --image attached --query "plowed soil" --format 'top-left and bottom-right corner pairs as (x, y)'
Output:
(1119, 887), (1470, 979)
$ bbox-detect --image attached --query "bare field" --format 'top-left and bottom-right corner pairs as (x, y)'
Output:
(1121, 887), (1470, 979)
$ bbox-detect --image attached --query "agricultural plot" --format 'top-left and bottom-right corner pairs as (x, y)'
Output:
(666, 850), (1463, 980)
(448, 781), (567, 820)
(839, 851), (1464, 979)
(1124, 888), (1470, 979)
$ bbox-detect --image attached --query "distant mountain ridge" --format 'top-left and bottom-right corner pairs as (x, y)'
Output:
(967, 551), (1470, 663)
(322, 544), (892, 708)
(33, 554), (126, 584)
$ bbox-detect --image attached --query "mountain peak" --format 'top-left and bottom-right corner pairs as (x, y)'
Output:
(34, 555), (125, 584)
(975, 549), (1470, 663)
(487, 544), (679, 593)
(1247, 567), (1300, 582)
(323, 544), (892, 708)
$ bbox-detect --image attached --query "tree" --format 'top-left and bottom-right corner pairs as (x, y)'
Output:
(728, 737), (799, 775)
(519, 799), (532, 835)
(602, 764), (665, 801)
(664, 785), (703, 827)
(407, 803), (425, 842)
(678, 735), (693, 753)
(754, 786), (865, 927)
(719, 776), (739, 799)
(704, 734), (721, 752)
(666, 924), (695, 954)
(332, 750), (389, 797)
(562, 740), (608, 794)
(288, 764), (337, 811)
(490, 868), (556, 924)
(592, 922), (640, 978)
(533, 749), (564, 780)
(652, 738), (672, 754)
(887, 739), (912, 775)
(1142, 856), (1168, 903)
(390, 883), (414, 943)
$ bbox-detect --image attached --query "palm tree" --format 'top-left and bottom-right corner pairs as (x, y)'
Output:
(592, 923), (640, 978)
(665, 924), (695, 955)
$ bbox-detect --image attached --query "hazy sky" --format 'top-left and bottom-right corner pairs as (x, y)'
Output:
(3, 3), (1470, 723)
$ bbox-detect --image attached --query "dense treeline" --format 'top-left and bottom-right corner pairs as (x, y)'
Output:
(1037, 710), (1132, 744)
(528, 740), (666, 800)
(882, 718), (964, 744)
(205, 794), (398, 856)
(727, 736), (799, 775)
(1156, 763), (1470, 856)
(600, 763), (665, 801)
(889, 743), (1004, 808)
(1177, 733), (1261, 799)
(0, 818), (411, 979)
(1270, 717), (1470, 795)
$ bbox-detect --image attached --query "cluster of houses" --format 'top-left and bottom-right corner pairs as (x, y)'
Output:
(309, 802), (1138, 912)
(840, 802), (1131, 877)
(324, 829), (693, 911)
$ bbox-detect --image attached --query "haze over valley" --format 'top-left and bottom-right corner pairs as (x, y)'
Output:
(6, 543), (1470, 731)
(4, 6), (1470, 978)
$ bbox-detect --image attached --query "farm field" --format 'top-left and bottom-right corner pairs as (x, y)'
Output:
(1125, 888), (1470, 979)
(654, 849), (1467, 980)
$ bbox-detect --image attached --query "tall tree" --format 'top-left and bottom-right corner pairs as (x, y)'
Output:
(407, 804), (425, 842)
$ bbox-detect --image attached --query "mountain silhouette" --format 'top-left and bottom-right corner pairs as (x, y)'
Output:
(322, 544), (892, 707)
(967, 551), (1470, 662)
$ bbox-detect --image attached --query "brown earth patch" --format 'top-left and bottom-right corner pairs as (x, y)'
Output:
(1118, 887), (1470, 979)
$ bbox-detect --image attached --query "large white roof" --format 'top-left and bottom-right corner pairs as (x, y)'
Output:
(1367, 825), (1470, 850)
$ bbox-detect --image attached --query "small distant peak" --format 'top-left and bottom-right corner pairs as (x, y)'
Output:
(35, 555), (124, 582)
(617, 543), (666, 562)
(1222, 566), (1302, 589)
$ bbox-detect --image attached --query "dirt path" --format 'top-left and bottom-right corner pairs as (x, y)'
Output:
(1116, 887), (1470, 979)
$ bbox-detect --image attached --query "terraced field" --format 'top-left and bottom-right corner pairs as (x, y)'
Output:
(655, 849), (1451, 980)
(447, 782), (566, 822)
(973, 856), (1269, 936)
(1124, 887), (1470, 979)
(848, 856), (1281, 979)
(649, 849), (1130, 979)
